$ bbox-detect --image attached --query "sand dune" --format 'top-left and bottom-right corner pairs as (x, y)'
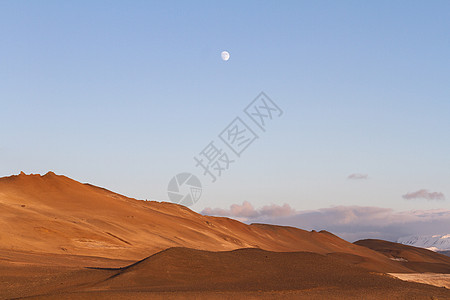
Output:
(4, 248), (450, 299)
(0, 172), (409, 272)
(1, 172), (450, 299)
(90, 247), (447, 294)
(355, 239), (450, 273)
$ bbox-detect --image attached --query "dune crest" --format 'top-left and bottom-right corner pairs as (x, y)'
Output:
(0, 172), (410, 271)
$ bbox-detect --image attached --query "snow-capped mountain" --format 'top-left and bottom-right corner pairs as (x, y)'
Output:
(397, 234), (450, 252)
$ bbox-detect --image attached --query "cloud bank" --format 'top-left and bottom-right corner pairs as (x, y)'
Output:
(201, 203), (450, 242)
(402, 189), (445, 201)
(202, 201), (295, 220)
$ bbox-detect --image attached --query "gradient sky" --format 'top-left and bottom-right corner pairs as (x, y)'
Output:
(1, 0), (449, 215)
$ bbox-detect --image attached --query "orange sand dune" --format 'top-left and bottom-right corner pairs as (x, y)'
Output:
(1, 172), (450, 299)
(3, 248), (450, 300)
(0, 172), (410, 273)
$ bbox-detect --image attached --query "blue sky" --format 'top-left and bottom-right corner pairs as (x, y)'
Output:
(1, 1), (449, 216)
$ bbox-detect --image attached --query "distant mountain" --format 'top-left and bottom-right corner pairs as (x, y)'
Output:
(397, 234), (450, 252)
(439, 250), (450, 257)
(354, 239), (450, 273)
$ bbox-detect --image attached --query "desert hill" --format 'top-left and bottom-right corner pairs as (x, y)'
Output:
(1, 172), (450, 299)
(355, 239), (450, 273)
(89, 247), (447, 294)
(4, 248), (450, 300)
(0, 172), (410, 272)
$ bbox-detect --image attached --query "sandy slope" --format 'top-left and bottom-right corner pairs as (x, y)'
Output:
(4, 248), (450, 300)
(1, 172), (450, 299)
(89, 247), (447, 294)
(389, 273), (450, 289)
(355, 239), (450, 273)
(0, 172), (410, 272)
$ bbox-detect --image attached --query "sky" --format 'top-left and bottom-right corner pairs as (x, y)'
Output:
(1, 1), (449, 240)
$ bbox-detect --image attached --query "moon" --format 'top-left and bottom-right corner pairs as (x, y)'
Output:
(221, 51), (230, 61)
